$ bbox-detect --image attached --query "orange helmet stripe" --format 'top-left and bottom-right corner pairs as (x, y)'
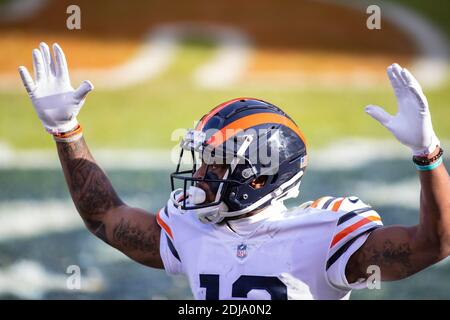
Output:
(206, 112), (307, 147)
(195, 97), (260, 131)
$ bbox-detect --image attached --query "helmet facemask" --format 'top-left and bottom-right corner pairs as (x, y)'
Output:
(170, 126), (305, 224)
(169, 97), (307, 224)
(170, 129), (254, 223)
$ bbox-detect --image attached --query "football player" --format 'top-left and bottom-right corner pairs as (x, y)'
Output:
(18, 42), (449, 299)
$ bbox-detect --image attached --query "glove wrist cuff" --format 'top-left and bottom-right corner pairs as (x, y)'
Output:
(413, 147), (444, 171)
(412, 135), (440, 157)
(413, 147), (443, 164)
(45, 118), (79, 135)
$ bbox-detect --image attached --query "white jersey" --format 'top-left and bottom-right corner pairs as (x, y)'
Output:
(157, 196), (383, 300)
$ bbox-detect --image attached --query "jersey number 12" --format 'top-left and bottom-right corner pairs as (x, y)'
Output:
(200, 274), (288, 300)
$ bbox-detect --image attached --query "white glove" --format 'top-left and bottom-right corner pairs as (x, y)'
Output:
(18, 42), (93, 134)
(365, 63), (440, 156)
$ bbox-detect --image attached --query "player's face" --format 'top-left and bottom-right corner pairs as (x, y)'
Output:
(193, 162), (228, 203)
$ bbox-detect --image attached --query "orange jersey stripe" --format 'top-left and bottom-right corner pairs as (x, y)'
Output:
(330, 216), (381, 248)
(331, 198), (345, 212)
(206, 113), (307, 148)
(195, 97), (257, 131)
(157, 209), (173, 240)
(310, 197), (326, 208)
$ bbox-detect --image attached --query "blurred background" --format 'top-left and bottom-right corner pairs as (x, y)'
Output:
(0, 0), (449, 299)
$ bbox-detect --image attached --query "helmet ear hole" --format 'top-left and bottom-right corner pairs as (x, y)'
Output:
(250, 175), (268, 189)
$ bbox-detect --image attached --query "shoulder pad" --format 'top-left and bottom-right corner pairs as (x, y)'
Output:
(298, 200), (313, 209)
(308, 196), (368, 212)
(157, 204), (174, 240)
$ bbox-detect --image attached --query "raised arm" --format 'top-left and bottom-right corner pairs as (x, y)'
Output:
(18, 42), (163, 269)
(346, 64), (449, 283)
(56, 137), (163, 268)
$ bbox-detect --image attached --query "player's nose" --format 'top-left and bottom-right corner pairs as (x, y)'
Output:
(193, 163), (207, 179)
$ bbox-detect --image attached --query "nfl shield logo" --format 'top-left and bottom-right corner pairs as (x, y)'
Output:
(237, 244), (247, 259)
(300, 155), (308, 168)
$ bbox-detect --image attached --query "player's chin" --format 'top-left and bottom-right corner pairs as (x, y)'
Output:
(204, 192), (219, 205)
(195, 183), (216, 203)
(203, 190), (217, 204)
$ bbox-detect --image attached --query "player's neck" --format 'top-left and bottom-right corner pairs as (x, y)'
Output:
(224, 202), (285, 236)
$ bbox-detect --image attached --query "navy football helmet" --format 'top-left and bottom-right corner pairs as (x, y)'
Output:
(170, 97), (308, 223)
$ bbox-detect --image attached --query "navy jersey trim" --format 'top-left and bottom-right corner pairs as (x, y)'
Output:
(322, 197), (337, 209)
(166, 234), (181, 262)
(337, 207), (374, 226)
(326, 226), (381, 271)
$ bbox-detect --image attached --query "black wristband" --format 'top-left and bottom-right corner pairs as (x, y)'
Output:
(412, 147), (444, 166)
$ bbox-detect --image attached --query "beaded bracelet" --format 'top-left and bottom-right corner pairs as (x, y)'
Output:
(413, 147), (444, 171)
(413, 147), (444, 166)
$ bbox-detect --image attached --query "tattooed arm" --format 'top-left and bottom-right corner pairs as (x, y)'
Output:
(346, 152), (450, 282)
(57, 137), (164, 269)
(17, 43), (163, 269)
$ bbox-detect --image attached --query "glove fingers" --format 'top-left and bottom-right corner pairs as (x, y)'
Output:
(401, 68), (428, 111)
(365, 105), (392, 127)
(32, 49), (45, 82)
(409, 87), (428, 112)
(39, 42), (55, 77)
(53, 43), (70, 82)
(387, 64), (405, 96)
(18, 66), (36, 94)
(390, 63), (407, 86)
(400, 68), (420, 88)
(74, 80), (94, 101)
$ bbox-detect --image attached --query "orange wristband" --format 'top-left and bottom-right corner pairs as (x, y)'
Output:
(53, 124), (83, 142)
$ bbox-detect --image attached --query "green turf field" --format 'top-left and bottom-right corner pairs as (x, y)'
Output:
(1, 0), (449, 150)
(1, 39), (449, 150)
(0, 0), (449, 300)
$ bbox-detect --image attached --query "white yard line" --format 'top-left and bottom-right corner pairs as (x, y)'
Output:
(0, 200), (83, 241)
(1, 138), (447, 170)
(330, 0), (449, 88)
(71, 27), (178, 90)
(73, 23), (251, 89)
(190, 24), (251, 88)
(0, 23), (251, 91)
(0, 260), (104, 299)
(0, 177), (428, 242)
(309, 138), (411, 170)
(0, 139), (447, 242)
(380, 1), (449, 88)
(0, 2), (447, 90)
(355, 178), (420, 210)
(0, 144), (175, 170)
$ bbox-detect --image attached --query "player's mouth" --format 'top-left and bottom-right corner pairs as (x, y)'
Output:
(195, 181), (217, 203)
